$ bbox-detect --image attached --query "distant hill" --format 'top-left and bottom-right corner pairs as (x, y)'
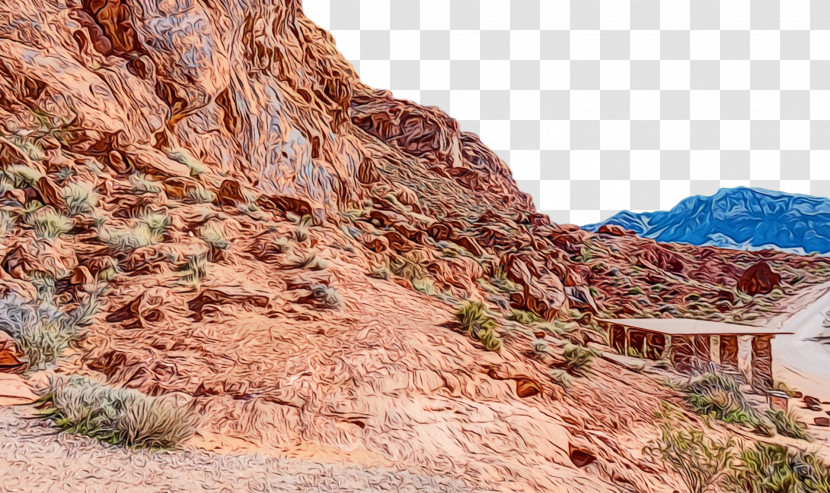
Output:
(583, 187), (830, 255)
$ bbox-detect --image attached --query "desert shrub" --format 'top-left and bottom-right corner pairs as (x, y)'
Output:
(644, 406), (736, 493)
(0, 291), (97, 370)
(549, 369), (573, 389)
(288, 252), (329, 271)
(489, 268), (521, 294)
(0, 174), (14, 193)
(38, 375), (198, 450)
(309, 283), (342, 309)
(99, 223), (161, 252)
(4, 164), (43, 187)
(23, 200), (44, 214)
(129, 172), (163, 194)
(29, 270), (56, 302)
(197, 223), (229, 251)
(412, 277), (437, 295)
(369, 264), (391, 280)
(508, 309), (544, 325)
(139, 211), (172, 236)
(765, 409), (810, 441)
(62, 182), (97, 216)
(295, 214), (313, 243)
(726, 442), (830, 493)
(677, 372), (771, 435)
(96, 257), (120, 282)
(167, 148), (206, 177)
(0, 210), (14, 238)
(31, 210), (73, 239)
(179, 252), (209, 284)
(186, 185), (216, 204)
(562, 344), (595, 375)
(455, 301), (501, 351)
(390, 254), (426, 281)
(54, 166), (76, 182)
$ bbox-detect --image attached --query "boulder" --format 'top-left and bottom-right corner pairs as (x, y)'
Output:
(515, 378), (541, 398)
(738, 261), (781, 296)
(105, 293), (165, 329)
(217, 179), (246, 206)
(568, 444), (597, 468)
(0, 332), (25, 373)
(35, 176), (65, 210)
(0, 373), (37, 406)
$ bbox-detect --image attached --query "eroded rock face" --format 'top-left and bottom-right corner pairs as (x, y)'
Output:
(0, 332), (25, 373)
(1, 1), (829, 491)
(738, 261), (782, 295)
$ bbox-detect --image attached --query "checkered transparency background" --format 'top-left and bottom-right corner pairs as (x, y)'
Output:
(303, 0), (830, 225)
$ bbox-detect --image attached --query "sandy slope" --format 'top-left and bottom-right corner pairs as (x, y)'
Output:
(0, 406), (471, 493)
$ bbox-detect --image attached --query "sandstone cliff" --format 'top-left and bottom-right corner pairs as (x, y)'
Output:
(0, 1), (828, 491)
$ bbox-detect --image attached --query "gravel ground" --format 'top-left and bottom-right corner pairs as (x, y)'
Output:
(0, 407), (471, 493)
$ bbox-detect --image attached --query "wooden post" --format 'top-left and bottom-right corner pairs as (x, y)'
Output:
(751, 335), (774, 391)
(671, 336), (696, 373)
(627, 330), (646, 357)
(693, 335), (711, 366)
(609, 324), (626, 354)
(645, 332), (665, 360)
(719, 335), (739, 372)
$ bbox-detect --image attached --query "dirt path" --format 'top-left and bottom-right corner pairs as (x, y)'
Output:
(770, 281), (830, 403)
(0, 407), (471, 493)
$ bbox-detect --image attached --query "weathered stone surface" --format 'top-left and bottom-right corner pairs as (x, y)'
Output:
(515, 378), (541, 398)
(0, 0), (828, 489)
(0, 373), (37, 406)
(0, 332), (25, 374)
(738, 261), (782, 296)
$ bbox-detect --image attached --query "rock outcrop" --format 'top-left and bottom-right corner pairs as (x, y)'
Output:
(0, 1), (828, 491)
(738, 261), (782, 296)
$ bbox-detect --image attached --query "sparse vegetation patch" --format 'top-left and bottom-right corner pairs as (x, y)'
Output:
(38, 375), (198, 450)
(455, 301), (501, 351)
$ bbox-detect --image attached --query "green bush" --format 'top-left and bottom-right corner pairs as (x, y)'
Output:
(765, 409), (810, 441)
(726, 442), (830, 493)
(38, 375), (198, 450)
(562, 344), (595, 375)
(508, 309), (544, 325)
(678, 372), (772, 435)
(644, 415), (736, 493)
(455, 301), (501, 351)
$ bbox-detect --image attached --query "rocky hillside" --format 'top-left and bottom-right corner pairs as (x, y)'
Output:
(1, 1), (829, 491)
(585, 187), (830, 255)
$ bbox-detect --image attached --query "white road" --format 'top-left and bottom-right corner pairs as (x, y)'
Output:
(772, 283), (830, 402)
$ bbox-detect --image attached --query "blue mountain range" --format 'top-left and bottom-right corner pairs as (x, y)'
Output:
(583, 187), (830, 255)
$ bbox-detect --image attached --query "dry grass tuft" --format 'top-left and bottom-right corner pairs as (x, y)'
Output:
(38, 375), (198, 450)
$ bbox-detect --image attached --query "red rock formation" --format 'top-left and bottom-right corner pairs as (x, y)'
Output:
(738, 261), (782, 295)
(0, 1), (828, 490)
